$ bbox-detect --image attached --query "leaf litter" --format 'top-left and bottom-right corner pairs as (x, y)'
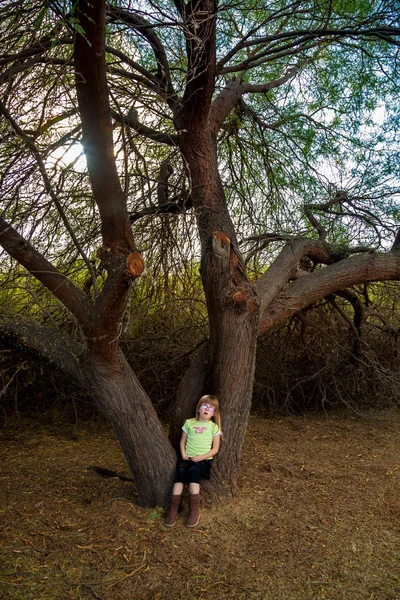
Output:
(0, 410), (399, 599)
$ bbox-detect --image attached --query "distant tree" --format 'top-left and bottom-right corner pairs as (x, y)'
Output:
(0, 0), (399, 506)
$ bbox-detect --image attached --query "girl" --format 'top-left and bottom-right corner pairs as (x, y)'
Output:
(165, 395), (222, 528)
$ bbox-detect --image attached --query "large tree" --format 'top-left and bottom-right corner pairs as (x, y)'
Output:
(0, 0), (399, 506)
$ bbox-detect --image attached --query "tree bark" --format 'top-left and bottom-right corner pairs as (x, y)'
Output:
(259, 251), (400, 333)
(177, 126), (261, 495)
(85, 351), (176, 507)
(169, 345), (209, 453)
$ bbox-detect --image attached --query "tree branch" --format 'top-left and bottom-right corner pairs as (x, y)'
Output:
(209, 66), (298, 132)
(106, 4), (179, 111)
(0, 217), (89, 324)
(259, 251), (400, 334)
(0, 318), (85, 385)
(180, 1), (218, 125)
(0, 35), (72, 67)
(129, 193), (193, 222)
(218, 26), (400, 74)
(73, 0), (134, 256)
(0, 98), (98, 291)
(111, 108), (178, 146)
(392, 229), (400, 251)
(256, 237), (335, 313)
(241, 65), (299, 94)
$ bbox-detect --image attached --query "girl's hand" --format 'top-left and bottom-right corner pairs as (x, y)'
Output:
(182, 451), (189, 460)
(190, 455), (204, 463)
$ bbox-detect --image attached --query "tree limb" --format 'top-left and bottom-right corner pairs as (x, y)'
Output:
(218, 25), (400, 74)
(242, 65), (299, 94)
(209, 66), (298, 132)
(0, 98), (98, 291)
(106, 4), (178, 111)
(259, 251), (400, 334)
(0, 318), (85, 384)
(256, 238), (335, 313)
(180, 1), (218, 125)
(73, 0), (134, 256)
(129, 194), (193, 222)
(111, 109), (178, 146)
(392, 229), (400, 251)
(0, 217), (89, 324)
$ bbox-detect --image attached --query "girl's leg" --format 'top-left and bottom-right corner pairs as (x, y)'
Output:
(186, 461), (210, 527)
(189, 482), (200, 494)
(165, 482), (184, 527)
(172, 482), (184, 495)
(186, 480), (201, 528)
(165, 464), (187, 527)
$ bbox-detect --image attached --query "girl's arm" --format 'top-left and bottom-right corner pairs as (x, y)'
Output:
(180, 431), (189, 460)
(190, 434), (221, 462)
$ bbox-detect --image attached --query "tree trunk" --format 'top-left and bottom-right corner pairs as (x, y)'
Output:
(169, 345), (209, 453)
(204, 246), (260, 494)
(177, 128), (261, 495)
(85, 350), (176, 507)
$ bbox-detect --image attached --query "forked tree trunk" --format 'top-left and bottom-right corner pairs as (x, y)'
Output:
(173, 128), (261, 496)
(85, 351), (176, 507)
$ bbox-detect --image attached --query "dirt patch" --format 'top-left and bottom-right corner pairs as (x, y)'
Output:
(0, 411), (399, 599)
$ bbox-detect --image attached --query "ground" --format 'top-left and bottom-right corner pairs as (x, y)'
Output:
(0, 410), (399, 600)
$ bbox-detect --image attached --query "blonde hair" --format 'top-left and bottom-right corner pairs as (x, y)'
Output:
(194, 394), (222, 432)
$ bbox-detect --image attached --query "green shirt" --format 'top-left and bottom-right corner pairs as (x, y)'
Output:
(182, 419), (221, 458)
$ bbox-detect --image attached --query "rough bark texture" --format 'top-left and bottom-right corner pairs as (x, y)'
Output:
(85, 352), (176, 507)
(176, 124), (261, 494)
(169, 345), (209, 453)
(73, 0), (177, 505)
(2, 0), (400, 509)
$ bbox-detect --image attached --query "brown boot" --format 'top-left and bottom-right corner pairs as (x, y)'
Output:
(165, 494), (181, 527)
(186, 493), (201, 528)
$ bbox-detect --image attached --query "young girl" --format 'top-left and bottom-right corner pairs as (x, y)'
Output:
(165, 395), (222, 528)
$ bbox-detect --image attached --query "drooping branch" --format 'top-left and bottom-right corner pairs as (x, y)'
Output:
(259, 251), (400, 334)
(217, 25), (400, 74)
(304, 191), (349, 241)
(0, 35), (71, 67)
(0, 55), (74, 85)
(106, 45), (165, 91)
(0, 217), (89, 324)
(111, 109), (178, 146)
(335, 288), (364, 337)
(106, 4), (179, 111)
(0, 319), (85, 385)
(0, 99), (98, 291)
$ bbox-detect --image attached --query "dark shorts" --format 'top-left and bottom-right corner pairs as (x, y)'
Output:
(175, 459), (212, 484)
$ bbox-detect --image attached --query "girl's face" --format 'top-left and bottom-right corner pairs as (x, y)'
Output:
(198, 402), (216, 421)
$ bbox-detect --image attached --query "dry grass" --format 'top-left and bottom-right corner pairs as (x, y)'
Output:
(1, 411), (399, 600)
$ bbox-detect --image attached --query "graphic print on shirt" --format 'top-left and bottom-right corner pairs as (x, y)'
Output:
(194, 426), (207, 434)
